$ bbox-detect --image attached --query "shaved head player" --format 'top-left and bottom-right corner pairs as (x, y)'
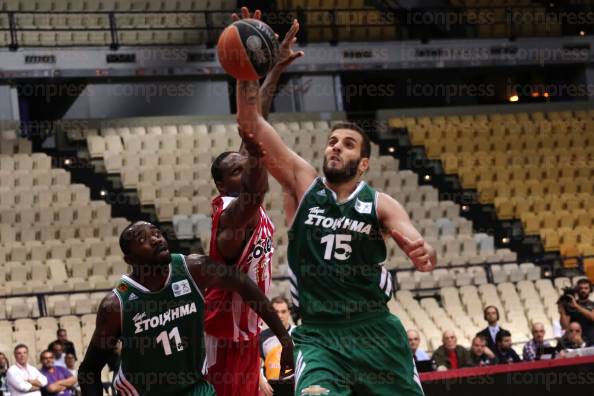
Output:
(204, 8), (303, 396)
(77, 221), (293, 396)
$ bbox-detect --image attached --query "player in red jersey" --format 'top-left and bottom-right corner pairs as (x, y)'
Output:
(204, 8), (303, 396)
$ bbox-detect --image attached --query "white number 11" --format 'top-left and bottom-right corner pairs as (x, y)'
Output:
(156, 326), (184, 356)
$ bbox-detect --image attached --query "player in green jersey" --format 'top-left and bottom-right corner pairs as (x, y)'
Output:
(78, 221), (294, 396)
(235, 27), (436, 395)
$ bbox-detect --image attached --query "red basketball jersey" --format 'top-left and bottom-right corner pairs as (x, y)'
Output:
(204, 195), (275, 341)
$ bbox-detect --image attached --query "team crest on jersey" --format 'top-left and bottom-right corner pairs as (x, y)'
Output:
(301, 385), (330, 395)
(354, 198), (372, 214)
(117, 283), (128, 293)
(172, 279), (191, 297)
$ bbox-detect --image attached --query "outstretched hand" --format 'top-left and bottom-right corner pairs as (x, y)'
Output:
(231, 6), (261, 21)
(231, 7), (304, 71)
(391, 229), (434, 272)
(275, 19), (304, 70)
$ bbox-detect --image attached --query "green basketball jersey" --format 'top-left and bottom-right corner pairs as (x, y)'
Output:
(288, 178), (392, 325)
(112, 253), (208, 396)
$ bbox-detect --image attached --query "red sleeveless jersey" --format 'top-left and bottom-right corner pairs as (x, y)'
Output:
(204, 195), (275, 341)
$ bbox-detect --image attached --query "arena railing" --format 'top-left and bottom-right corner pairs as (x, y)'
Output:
(0, 254), (590, 317)
(0, 4), (578, 50)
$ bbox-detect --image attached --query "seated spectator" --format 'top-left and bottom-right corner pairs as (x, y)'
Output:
(407, 329), (430, 362)
(0, 352), (9, 394)
(49, 342), (66, 369)
(556, 322), (587, 356)
(48, 330), (76, 360)
(469, 335), (497, 367)
(40, 350), (76, 396)
(259, 296), (296, 396)
(64, 353), (79, 396)
(523, 322), (552, 361)
(6, 344), (47, 396)
(494, 330), (521, 364)
(431, 330), (473, 370)
(476, 306), (508, 353)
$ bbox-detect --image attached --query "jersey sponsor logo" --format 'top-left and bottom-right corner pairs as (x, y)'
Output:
(133, 302), (198, 334)
(128, 293), (139, 301)
(172, 279), (191, 297)
(354, 198), (372, 214)
(132, 312), (146, 322)
(304, 213), (373, 235)
(309, 206), (325, 216)
(301, 385), (330, 395)
(246, 235), (273, 283)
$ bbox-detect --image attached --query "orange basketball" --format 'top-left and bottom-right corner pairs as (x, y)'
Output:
(217, 18), (280, 80)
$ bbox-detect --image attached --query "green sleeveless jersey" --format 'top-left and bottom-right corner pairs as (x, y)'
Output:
(288, 178), (392, 325)
(112, 254), (208, 396)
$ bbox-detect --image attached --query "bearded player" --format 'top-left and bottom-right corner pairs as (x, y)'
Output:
(203, 8), (303, 396)
(235, 13), (436, 396)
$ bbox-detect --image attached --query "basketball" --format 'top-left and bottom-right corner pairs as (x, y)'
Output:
(217, 18), (280, 80)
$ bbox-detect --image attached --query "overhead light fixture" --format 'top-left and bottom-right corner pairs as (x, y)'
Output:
(64, 159), (72, 166)
(388, 147), (395, 153)
(461, 205), (469, 211)
(502, 237), (510, 244)
(509, 95), (519, 102)
(424, 175), (431, 181)
(100, 190), (107, 197)
(580, 31), (585, 36)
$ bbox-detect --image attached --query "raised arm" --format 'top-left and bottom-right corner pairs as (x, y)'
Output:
(377, 192), (437, 272)
(237, 79), (316, 203)
(259, 19), (303, 119)
(186, 254), (294, 378)
(78, 293), (121, 396)
(216, 138), (268, 261)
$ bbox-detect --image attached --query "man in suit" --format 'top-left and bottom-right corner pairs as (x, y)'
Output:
(476, 306), (508, 353)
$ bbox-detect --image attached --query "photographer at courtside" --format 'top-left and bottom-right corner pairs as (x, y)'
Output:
(558, 279), (594, 345)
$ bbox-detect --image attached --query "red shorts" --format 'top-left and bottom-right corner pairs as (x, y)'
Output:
(205, 335), (260, 396)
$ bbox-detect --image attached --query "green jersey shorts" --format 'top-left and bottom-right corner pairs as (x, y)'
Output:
(293, 313), (424, 396)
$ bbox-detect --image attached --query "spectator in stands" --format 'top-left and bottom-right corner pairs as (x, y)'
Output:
(49, 330), (76, 359)
(476, 306), (508, 353)
(469, 335), (497, 367)
(556, 322), (588, 356)
(407, 329), (430, 362)
(6, 344), (47, 396)
(64, 353), (79, 396)
(0, 352), (9, 395)
(259, 296), (297, 396)
(558, 279), (594, 345)
(431, 330), (473, 370)
(49, 342), (66, 369)
(39, 350), (76, 396)
(523, 322), (552, 361)
(494, 330), (521, 364)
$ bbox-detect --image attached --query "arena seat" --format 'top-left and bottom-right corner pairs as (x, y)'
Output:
(394, 109), (594, 255)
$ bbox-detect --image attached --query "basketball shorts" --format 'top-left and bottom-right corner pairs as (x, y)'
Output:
(293, 313), (424, 396)
(185, 380), (217, 396)
(205, 334), (260, 396)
